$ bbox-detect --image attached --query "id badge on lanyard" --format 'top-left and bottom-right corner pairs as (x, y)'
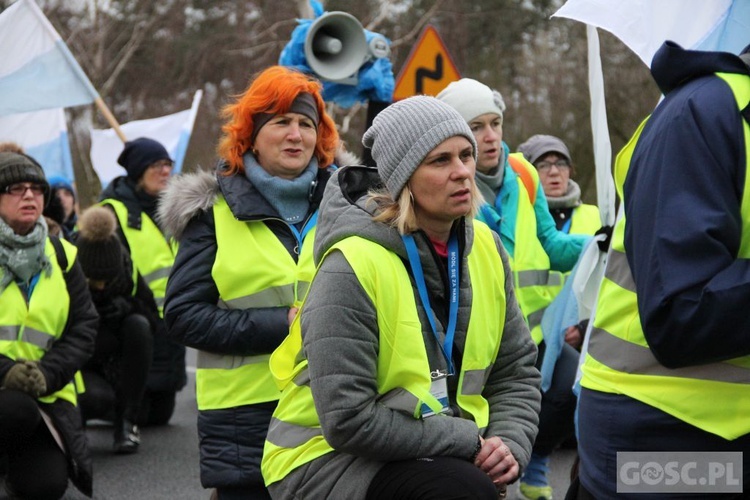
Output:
(421, 369), (451, 418)
(402, 234), (460, 419)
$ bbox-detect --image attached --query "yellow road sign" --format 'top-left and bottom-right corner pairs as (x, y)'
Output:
(393, 25), (461, 101)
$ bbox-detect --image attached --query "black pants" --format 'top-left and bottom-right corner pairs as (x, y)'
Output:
(79, 313), (153, 423)
(215, 484), (272, 500)
(366, 456), (499, 499)
(0, 390), (69, 499)
(534, 341), (579, 455)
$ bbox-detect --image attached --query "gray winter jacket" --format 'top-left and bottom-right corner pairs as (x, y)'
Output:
(269, 166), (541, 499)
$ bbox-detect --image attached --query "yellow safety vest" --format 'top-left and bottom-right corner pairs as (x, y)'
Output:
(261, 222), (506, 486)
(194, 196), (316, 411)
(582, 72), (750, 440)
(101, 198), (177, 316)
(0, 238), (79, 405)
(506, 155), (563, 344)
(569, 203), (600, 236)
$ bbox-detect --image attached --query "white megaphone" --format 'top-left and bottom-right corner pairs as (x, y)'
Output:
(304, 11), (389, 85)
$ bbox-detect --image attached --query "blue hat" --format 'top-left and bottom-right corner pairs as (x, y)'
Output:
(117, 137), (172, 181)
(48, 175), (76, 200)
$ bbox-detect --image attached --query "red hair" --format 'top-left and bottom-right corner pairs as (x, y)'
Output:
(217, 66), (339, 175)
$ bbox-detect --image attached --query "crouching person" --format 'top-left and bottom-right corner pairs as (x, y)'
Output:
(261, 96), (541, 499)
(74, 206), (155, 454)
(0, 152), (97, 499)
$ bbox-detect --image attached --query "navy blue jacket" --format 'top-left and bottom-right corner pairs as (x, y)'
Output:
(625, 41), (750, 368)
(163, 164), (330, 488)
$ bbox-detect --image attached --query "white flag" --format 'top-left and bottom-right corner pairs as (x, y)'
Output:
(90, 90), (203, 186)
(553, 0), (749, 66)
(0, 0), (99, 116)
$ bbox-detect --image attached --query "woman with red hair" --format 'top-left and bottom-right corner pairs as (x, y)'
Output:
(159, 66), (341, 499)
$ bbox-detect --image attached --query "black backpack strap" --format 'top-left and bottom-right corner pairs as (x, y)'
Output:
(49, 235), (68, 273)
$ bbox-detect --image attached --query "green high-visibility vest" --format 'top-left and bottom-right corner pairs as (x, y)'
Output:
(569, 203), (600, 236)
(194, 196), (316, 411)
(101, 198), (176, 316)
(0, 238), (79, 405)
(506, 155), (563, 344)
(582, 72), (750, 440)
(261, 222), (506, 486)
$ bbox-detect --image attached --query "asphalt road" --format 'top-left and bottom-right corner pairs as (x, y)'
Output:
(3, 347), (578, 499)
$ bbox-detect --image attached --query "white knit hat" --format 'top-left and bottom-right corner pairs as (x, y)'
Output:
(436, 78), (506, 124)
(362, 96), (477, 199)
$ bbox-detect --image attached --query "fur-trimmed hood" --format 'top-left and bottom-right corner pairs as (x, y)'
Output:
(158, 148), (360, 242)
(157, 169), (218, 241)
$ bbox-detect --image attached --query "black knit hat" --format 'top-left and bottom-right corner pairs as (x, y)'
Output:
(0, 152), (50, 205)
(117, 137), (172, 182)
(75, 206), (125, 281)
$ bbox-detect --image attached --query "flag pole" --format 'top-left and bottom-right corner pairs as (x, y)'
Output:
(94, 97), (127, 143)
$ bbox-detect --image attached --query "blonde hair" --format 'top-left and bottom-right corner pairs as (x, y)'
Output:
(366, 181), (484, 235)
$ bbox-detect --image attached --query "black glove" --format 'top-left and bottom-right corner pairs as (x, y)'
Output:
(595, 225), (613, 253)
(98, 295), (133, 323)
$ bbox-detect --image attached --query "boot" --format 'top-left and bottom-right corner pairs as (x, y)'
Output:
(114, 418), (140, 454)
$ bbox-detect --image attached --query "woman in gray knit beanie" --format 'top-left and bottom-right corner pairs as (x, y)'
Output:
(262, 96), (541, 500)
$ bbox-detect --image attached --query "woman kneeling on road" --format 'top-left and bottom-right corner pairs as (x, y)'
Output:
(262, 96), (541, 499)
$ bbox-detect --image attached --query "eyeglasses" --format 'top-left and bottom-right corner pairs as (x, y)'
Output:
(149, 160), (174, 170)
(535, 159), (570, 172)
(3, 183), (46, 197)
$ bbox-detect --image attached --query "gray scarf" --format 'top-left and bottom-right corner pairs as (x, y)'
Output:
(0, 216), (51, 293)
(546, 179), (582, 209)
(475, 148), (506, 203)
(243, 152), (318, 224)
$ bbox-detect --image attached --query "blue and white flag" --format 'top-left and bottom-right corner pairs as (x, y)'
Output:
(0, 0), (99, 117)
(553, 0), (749, 66)
(0, 107), (75, 181)
(90, 90), (203, 186)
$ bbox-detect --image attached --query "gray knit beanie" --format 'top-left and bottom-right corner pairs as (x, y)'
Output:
(0, 152), (50, 204)
(436, 78), (506, 125)
(517, 134), (572, 165)
(362, 95), (477, 198)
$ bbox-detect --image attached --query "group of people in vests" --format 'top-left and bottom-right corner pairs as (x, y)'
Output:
(2, 39), (749, 500)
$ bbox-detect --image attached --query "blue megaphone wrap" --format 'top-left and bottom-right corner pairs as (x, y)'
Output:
(278, 6), (394, 108)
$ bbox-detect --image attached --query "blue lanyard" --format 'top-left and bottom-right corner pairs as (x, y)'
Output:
(288, 210), (318, 248)
(562, 216), (572, 234)
(401, 233), (460, 375)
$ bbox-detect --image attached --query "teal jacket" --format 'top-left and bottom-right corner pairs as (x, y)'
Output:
(477, 142), (589, 273)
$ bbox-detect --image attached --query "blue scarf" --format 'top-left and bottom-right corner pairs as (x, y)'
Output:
(243, 152), (318, 224)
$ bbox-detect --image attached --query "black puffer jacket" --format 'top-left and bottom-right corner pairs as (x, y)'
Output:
(159, 163), (330, 488)
(0, 238), (99, 497)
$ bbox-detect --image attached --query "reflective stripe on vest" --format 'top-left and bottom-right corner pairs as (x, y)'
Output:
(0, 238), (78, 405)
(503, 155), (560, 344)
(101, 199), (176, 317)
(262, 222), (506, 486)
(583, 72), (750, 440)
(194, 196), (316, 411)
